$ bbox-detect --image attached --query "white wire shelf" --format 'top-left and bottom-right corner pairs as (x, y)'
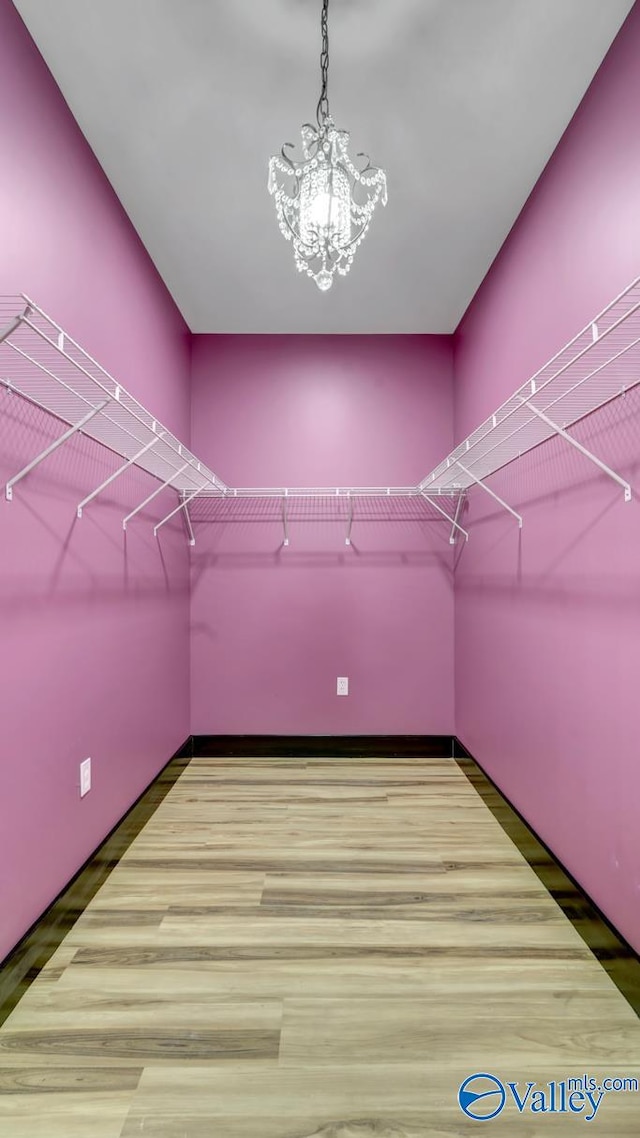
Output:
(3, 276), (636, 545)
(0, 292), (463, 545)
(0, 294), (227, 501)
(185, 488), (468, 548)
(420, 276), (640, 504)
(192, 486), (454, 498)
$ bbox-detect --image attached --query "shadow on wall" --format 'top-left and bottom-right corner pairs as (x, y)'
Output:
(188, 494), (460, 576)
(0, 394), (190, 610)
(453, 387), (640, 590)
(189, 522), (456, 578)
(191, 546), (454, 576)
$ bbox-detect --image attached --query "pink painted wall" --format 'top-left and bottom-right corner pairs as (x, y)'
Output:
(454, 3), (640, 951)
(190, 335), (454, 735)
(0, 0), (191, 961)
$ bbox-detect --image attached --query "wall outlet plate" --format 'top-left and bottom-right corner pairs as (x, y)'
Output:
(337, 676), (349, 696)
(80, 757), (91, 797)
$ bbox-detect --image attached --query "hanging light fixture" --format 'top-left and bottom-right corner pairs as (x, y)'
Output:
(268, 0), (387, 291)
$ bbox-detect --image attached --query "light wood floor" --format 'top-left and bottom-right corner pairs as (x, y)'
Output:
(1, 757), (639, 1137)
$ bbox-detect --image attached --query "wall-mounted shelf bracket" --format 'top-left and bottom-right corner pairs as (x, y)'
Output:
(183, 502), (196, 547)
(0, 307), (31, 346)
(282, 492), (289, 547)
(77, 434), (164, 518)
(456, 461), (523, 528)
(421, 491), (469, 543)
(345, 494), (353, 546)
(154, 486), (209, 539)
(523, 400), (632, 502)
(123, 463), (191, 531)
(5, 399), (109, 501)
(449, 491), (467, 545)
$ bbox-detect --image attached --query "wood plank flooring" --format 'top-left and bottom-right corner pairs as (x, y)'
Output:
(1, 756), (639, 1137)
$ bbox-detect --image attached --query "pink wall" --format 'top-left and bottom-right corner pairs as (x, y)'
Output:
(4, 0), (638, 966)
(0, 0), (191, 961)
(454, 3), (640, 950)
(190, 335), (454, 735)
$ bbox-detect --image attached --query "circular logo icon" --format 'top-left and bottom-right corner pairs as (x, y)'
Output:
(458, 1073), (507, 1121)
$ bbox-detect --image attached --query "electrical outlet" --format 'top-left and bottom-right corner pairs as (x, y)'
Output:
(337, 676), (349, 696)
(80, 757), (91, 797)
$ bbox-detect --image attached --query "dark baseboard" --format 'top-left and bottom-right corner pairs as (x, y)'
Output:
(173, 736), (195, 758)
(0, 738), (191, 1027)
(452, 736), (473, 759)
(454, 740), (640, 1017)
(191, 734), (457, 758)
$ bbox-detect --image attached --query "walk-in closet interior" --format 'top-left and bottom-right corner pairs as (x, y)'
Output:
(1, 2), (639, 1135)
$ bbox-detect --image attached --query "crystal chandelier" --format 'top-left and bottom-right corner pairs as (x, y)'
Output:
(268, 0), (387, 291)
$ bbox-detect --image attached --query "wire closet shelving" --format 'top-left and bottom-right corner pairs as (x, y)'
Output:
(0, 295), (228, 539)
(419, 277), (640, 525)
(1, 279), (639, 547)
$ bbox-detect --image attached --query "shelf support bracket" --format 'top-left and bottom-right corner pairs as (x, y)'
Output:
(523, 400), (632, 502)
(345, 493), (353, 546)
(450, 491), (467, 545)
(5, 400), (109, 501)
(282, 493), (289, 547)
(421, 491), (469, 543)
(0, 306), (31, 346)
(123, 462), (191, 530)
(154, 486), (208, 539)
(183, 500), (196, 547)
(455, 461), (523, 528)
(76, 434), (164, 518)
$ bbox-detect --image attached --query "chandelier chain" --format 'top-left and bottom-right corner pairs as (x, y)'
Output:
(316, 0), (330, 128)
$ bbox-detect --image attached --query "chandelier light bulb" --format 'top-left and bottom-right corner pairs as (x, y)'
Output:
(299, 166), (352, 253)
(268, 0), (387, 291)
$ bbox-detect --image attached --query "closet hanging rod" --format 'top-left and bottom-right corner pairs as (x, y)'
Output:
(188, 486), (461, 499)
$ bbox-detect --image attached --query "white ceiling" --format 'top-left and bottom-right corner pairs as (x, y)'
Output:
(14, 0), (634, 333)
